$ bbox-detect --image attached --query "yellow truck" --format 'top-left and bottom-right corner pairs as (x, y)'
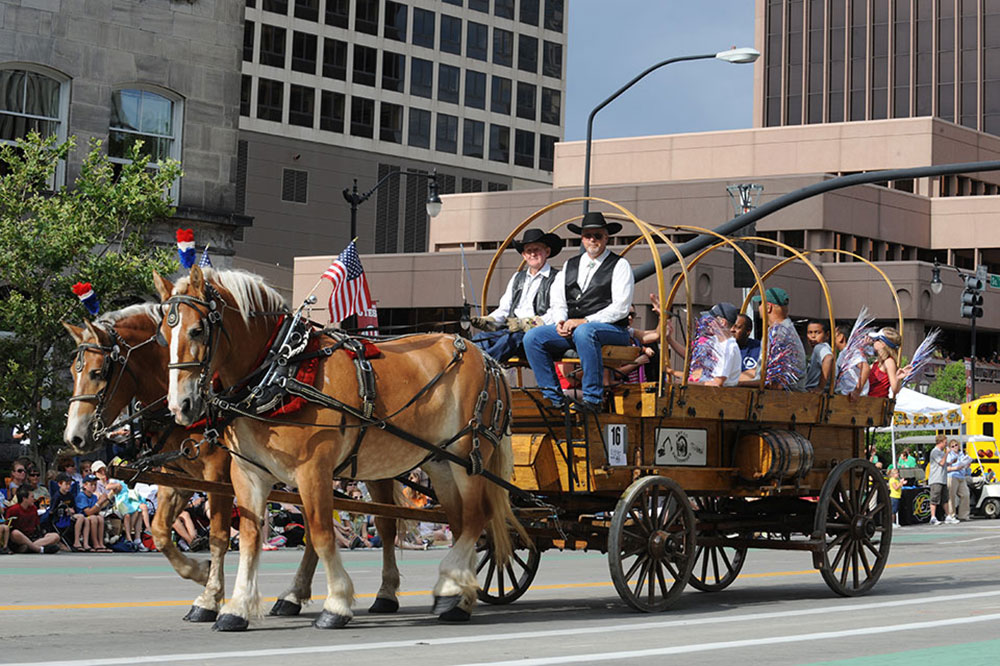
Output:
(961, 394), (1000, 482)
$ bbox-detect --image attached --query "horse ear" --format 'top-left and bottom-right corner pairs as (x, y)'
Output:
(83, 319), (105, 343)
(152, 271), (174, 302)
(190, 265), (204, 292)
(62, 321), (84, 345)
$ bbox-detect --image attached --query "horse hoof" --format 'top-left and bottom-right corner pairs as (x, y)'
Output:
(212, 614), (249, 632)
(432, 594), (462, 615)
(183, 606), (218, 623)
(269, 599), (302, 617)
(438, 607), (471, 623)
(313, 610), (352, 629)
(367, 597), (399, 614)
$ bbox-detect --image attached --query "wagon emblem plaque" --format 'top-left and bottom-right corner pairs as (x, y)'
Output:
(654, 428), (707, 466)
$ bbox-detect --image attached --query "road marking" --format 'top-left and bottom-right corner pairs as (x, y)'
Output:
(3, 554), (999, 612)
(15, 588), (1000, 665)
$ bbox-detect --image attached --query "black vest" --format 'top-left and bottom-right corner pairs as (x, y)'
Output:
(564, 252), (628, 326)
(510, 267), (558, 316)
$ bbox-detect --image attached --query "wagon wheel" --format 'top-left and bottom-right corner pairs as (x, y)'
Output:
(476, 530), (540, 605)
(814, 458), (893, 597)
(608, 476), (696, 612)
(688, 496), (747, 592)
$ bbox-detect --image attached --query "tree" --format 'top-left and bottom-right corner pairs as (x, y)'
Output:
(0, 132), (181, 465)
(927, 361), (967, 405)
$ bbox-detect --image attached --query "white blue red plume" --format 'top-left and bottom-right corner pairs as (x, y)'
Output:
(836, 306), (876, 394)
(71, 281), (100, 316)
(688, 313), (724, 382)
(903, 328), (941, 387)
(176, 228), (196, 269)
(764, 322), (804, 389)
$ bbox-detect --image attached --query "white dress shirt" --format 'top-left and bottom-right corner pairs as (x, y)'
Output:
(487, 263), (557, 325)
(548, 249), (635, 324)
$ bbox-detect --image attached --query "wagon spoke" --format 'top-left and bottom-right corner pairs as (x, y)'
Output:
(828, 495), (852, 522)
(697, 546), (709, 582)
(655, 561), (670, 598)
(838, 540), (855, 587)
(862, 536), (881, 561)
(481, 558), (496, 590)
(718, 546), (734, 574)
(631, 558), (651, 596)
(851, 541), (860, 589)
(710, 547), (721, 583)
(476, 551), (490, 574)
(662, 501), (682, 534)
(496, 560), (506, 597)
(828, 534), (850, 571)
(623, 553), (647, 583)
(512, 551), (529, 570)
(505, 562), (519, 589)
(661, 556), (679, 580)
(857, 542), (872, 578)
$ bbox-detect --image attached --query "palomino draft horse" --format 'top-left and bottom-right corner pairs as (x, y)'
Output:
(62, 304), (406, 621)
(155, 265), (523, 630)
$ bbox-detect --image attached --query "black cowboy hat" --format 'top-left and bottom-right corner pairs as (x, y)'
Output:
(511, 228), (564, 258)
(566, 211), (622, 236)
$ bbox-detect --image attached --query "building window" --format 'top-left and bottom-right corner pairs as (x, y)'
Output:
(491, 76), (512, 114)
(541, 87), (560, 124)
(463, 118), (484, 158)
(516, 81), (536, 120)
(413, 8), (435, 48)
(467, 21), (488, 61)
(240, 74), (252, 116)
(408, 107), (431, 148)
(380, 102), (403, 143)
(353, 45), (377, 86)
(320, 90), (345, 132)
(465, 70), (486, 109)
(109, 88), (180, 173)
(355, 0), (379, 35)
(488, 181), (509, 192)
(382, 52), (405, 92)
(294, 0), (318, 21)
(263, 0), (288, 15)
(256, 78), (283, 121)
(243, 20), (255, 62)
(495, 0), (514, 19)
(469, 0), (488, 12)
(281, 168), (308, 203)
(350, 96), (375, 137)
(291, 31), (317, 74)
(288, 84), (314, 127)
(489, 124), (509, 162)
(441, 15), (462, 55)
(514, 129), (534, 167)
(438, 64), (460, 103)
(411, 58), (434, 98)
(520, 0), (539, 26)
(461, 177), (482, 193)
(539, 133), (557, 171)
(544, 0), (563, 32)
(384, 1), (407, 41)
(259, 24), (286, 68)
(518, 34), (538, 73)
(325, 0), (348, 28)
(0, 68), (67, 167)
(543, 41), (562, 78)
(436, 113), (458, 153)
(493, 28), (513, 67)
(323, 38), (347, 80)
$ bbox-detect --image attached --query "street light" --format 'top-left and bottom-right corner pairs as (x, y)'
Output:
(930, 258), (943, 294)
(931, 259), (987, 398)
(582, 47), (760, 213)
(343, 169), (442, 241)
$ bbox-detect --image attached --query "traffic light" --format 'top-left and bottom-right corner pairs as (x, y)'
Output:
(961, 275), (984, 319)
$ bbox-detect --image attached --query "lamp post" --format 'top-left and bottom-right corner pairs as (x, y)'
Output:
(582, 47), (760, 214)
(343, 169), (442, 242)
(931, 258), (986, 399)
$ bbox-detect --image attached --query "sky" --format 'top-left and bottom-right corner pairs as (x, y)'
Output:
(565, 1), (757, 141)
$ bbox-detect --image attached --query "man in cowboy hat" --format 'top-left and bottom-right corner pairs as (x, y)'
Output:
(470, 228), (564, 361)
(523, 211), (634, 410)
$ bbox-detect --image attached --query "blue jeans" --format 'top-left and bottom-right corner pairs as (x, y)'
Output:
(473, 330), (525, 361)
(523, 322), (631, 405)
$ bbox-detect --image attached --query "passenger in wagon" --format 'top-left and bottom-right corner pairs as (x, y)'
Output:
(661, 302), (742, 387)
(804, 319), (835, 393)
(732, 314), (761, 373)
(867, 327), (909, 398)
(522, 212), (634, 411)
(738, 287), (807, 390)
(470, 228), (564, 361)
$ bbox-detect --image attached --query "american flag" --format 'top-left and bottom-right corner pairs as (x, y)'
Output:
(322, 241), (374, 323)
(198, 246), (212, 267)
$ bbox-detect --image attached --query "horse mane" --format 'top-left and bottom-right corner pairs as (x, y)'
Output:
(175, 268), (287, 324)
(95, 303), (163, 333)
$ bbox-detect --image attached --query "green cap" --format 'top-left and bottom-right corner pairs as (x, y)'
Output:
(751, 287), (790, 306)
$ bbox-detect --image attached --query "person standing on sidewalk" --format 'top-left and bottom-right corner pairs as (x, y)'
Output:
(946, 439), (973, 522)
(928, 434), (951, 525)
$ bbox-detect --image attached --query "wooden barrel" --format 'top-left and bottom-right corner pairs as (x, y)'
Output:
(735, 429), (814, 482)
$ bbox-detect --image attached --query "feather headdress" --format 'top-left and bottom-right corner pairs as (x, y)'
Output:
(764, 322), (805, 389)
(902, 328), (941, 387)
(835, 306), (876, 395)
(688, 313), (730, 383)
(176, 228), (196, 269)
(71, 281), (100, 316)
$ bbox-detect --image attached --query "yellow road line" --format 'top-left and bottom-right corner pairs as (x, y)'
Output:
(3, 554), (998, 612)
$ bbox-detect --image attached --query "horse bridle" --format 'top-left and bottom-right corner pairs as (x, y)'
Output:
(68, 326), (148, 439)
(162, 283), (232, 399)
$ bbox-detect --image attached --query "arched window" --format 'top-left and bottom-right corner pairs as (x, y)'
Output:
(0, 65), (70, 185)
(109, 88), (182, 199)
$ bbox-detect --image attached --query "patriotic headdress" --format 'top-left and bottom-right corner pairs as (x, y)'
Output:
(71, 282), (100, 316)
(176, 228), (196, 269)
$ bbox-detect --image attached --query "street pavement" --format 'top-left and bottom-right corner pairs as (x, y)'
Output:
(2, 519), (999, 665)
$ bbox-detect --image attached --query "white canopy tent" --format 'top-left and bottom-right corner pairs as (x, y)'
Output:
(880, 388), (963, 467)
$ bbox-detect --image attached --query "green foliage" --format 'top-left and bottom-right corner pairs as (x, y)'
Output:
(928, 361), (967, 405)
(0, 132), (181, 462)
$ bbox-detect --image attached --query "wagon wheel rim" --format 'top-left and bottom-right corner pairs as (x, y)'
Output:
(476, 531), (541, 605)
(608, 476), (696, 612)
(814, 458), (893, 597)
(688, 496), (747, 592)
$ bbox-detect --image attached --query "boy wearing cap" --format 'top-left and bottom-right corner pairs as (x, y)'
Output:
(740, 287), (807, 391)
(523, 212), (634, 410)
(471, 229), (564, 361)
(805, 320), (835, 393)
(76, 475), (111, 551)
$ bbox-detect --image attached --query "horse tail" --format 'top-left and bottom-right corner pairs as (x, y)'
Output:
(482, 430), (530, 567)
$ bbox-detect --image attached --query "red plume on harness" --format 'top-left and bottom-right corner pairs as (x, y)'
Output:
(176, 228), (196, 269)
(71, 281), (100, 316)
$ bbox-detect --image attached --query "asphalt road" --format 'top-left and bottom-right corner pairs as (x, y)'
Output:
(3, 519), (1000, 666)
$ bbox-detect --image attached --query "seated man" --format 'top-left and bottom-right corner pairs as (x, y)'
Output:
(471, 228), (564, 361)
(523, 212), (634, 410)
(732, 313), (761, 373)
(5, 486), (60, 554)
(739, 287), (807, 390)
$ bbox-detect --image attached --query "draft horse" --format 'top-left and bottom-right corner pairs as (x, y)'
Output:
(155, 265), (523, 630)
(62, 304), (405, 622)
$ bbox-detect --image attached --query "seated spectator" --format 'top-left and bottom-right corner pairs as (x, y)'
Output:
(4, 458), (30, 508)
(49, 472), (85, 550)
(5, 486), (60, 553)
(93, 460), (152, 551)
(0, 510), (11, 554)
(57, 456), (84, 486)
(27, 466), (50, 507)
(75, 475), (112, 551)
